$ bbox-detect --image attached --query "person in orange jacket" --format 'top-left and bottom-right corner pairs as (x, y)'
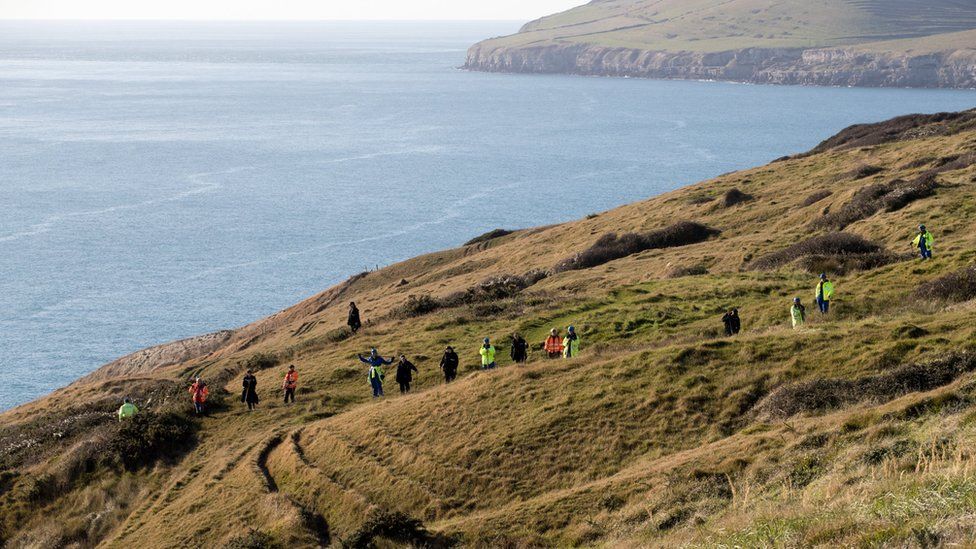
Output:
(282, 365), (299, 404)
(544, 328), (564, 359)
(189, 377), (209, 415)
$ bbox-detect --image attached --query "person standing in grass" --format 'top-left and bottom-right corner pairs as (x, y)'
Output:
(480, 338), (497, 370)
(563, 326), (581, 358)
(394, 355), (419, 394)
(791, 297), (806, 329)
(722, 308), (741, 336)
(242, 370), (259, 411)
(440, 346), (459, 383)
(282, 365), (298, 404)
(118, 397), (138, 422)
(544, 328), (564, 359)
(347, 302), (362, 333)
(913, 225), (934, 260)
(815, 273), (834, 315)
(189, 377), (209, 415)
(359, 348), (392, 398)
(510, 333), (529, 364)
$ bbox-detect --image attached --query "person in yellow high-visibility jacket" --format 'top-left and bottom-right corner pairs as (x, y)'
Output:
(118, 398), (138, 421)
(913, 224), (934, 260)
(815, 273), (835, 315)
(479, 338), (496, 370)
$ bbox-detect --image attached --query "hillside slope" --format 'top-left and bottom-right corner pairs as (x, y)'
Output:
(3, 110), (976, 547)
(464, 0), (976, 88)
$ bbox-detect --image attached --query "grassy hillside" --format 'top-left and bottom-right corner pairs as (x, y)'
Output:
(491, 0), (976, 53)
(4, 110), (976, 547)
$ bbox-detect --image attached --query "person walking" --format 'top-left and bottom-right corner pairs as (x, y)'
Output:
(118, 397), (138, 422)
(189, 378), (209, 415)
(480, 338), (497, 370)
(395, 355), (419, 394)
(815, 274), (835, 316)
(282, 365), (299, 404)
(544, 329), (564, 359)
(347, 302), (362, 333)
(440, 346), (459, 383)
(913, 225), (934, 260)
(359, 348), (392, 398)
(563, 326), (581, 358)
(510, 333), (529, 364)
(722, 308), (741, 336)
(791, 297), (806, 329)
(242, 370), (259, 411)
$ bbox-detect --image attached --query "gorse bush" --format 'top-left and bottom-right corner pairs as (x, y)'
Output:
(850, 164), (884, 180)
(810, 111), (976, 152)
(224, 529), (281, 549)
(749, 232), (891, 272)
(391, 271), (547, 319)
(914, 265), (976, 303)
(110, 412), (198, 470)
(391, 294), (441, 318)
(464, 228), (513, 246)
(239, 352), (279, 372)
(554, 221), (719, 273)
(665, 264), (709, 278)
(755, 353), (976, 419)
(343, 511), (451, 548)
(801, 189), (832, 207)
(723, 188), (753, 207)
(812, 176), (938, 230)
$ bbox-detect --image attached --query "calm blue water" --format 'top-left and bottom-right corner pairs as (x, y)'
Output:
(0, 21), (973, 411)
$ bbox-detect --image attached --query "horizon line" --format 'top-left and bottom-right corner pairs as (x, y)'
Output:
(0, 18), (526, 22)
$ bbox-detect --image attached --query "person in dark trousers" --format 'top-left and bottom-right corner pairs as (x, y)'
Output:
(241, 370), (259, 411)
(815, 273), (835, 315)
(359, 348), (393, 398)
(282, 365), (298, 404)
(913, 225), (934, 260)
(394, 355), (419, 394)
(347, 302), (362, 333)
(440, 346), (459, 383)
(510, 333), (529, 364)
(544, 328), (563, 359)
(722, 308), (741, 336)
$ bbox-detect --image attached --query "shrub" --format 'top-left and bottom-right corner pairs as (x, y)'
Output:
(554, 222), (719, 273)
(801, 190), (832, 207)
(665, 264), (709, 278)
(225, 529), (281, 549)
(809, 111), (976, 153)
(110, 412), (198, 470)
(391, 271), (546, 319)
(755, 353), (976, 419)
(391, 294), (441, 318)
(687, 194), (716, 205)
(850, 165), (884, 180)
(723, 188), (753, 207)
(240, 352), (279, 372)
(914, 265), (976, 303)
(812, 176), (938, 230)
(464, 229), (512, 246)
(749, 232), (889, 272)
(344, 511), (450, 548)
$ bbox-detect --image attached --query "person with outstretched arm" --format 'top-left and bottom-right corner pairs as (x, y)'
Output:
(913, 224), (934, 260)
(480, 338), (496, 370)
(815, 273), (835, 315)
(440, 346), (459, 383)
(394, 355), (419, 394)
(791, 297), (806, 329)
(563, 326), (581, 358)
(347, 302), (362, 333)
(241, 370), (259, 411)
(118, 397), (138, 422)
(359, 348), (393, 397)
(510, 333), (529, 364)
(282, 365), (298, 404)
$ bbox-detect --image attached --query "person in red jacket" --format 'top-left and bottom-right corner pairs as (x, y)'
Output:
(544, 328), (564, 359)
(188, 377), (209, 415)
(282, 365), (299, 404)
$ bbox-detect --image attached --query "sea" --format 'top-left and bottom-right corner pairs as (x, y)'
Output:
(1, 21), (974, 411)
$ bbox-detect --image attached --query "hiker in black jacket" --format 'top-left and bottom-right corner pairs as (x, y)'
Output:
(241, 370), (259, 411)
(347, 302), (362, 333)
(721, 308), (741, 336)
(510, 333), (529, 364)
(440, 346), (459, 383)
(395, 355), (419, 394)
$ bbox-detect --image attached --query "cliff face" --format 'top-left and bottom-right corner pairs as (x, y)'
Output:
(464, 43), (976, 88)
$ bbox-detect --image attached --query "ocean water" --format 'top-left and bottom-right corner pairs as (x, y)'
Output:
(1, 21), (974, 411)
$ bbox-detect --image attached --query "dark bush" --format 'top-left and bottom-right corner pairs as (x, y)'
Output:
(749, 232), (888, 272)
(110, 412), (198, 470)
(850, 165), (884, 180)
(755, 353), (976, 419)
(801, 190), (832, 207)
(793, 251), (906, 276)
(687, 194), (716, 205)
(442, 272), (544, 307)
(225, 529), (281, 549)
(554, 221), (719, 273)
(914, 265), (976, 303)
(344, 511), (452, 549)
(809, 111), (976, 153)
(240, 352), (279, 372)
(391, 294), (441, 318)
(723, 188), (753, 207)
(666, 264), (709, 278)
(812, 176), (938, 231)
(464, 229), (513, 246)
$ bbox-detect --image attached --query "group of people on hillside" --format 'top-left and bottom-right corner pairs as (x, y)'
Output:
(119, 226), (935, 420)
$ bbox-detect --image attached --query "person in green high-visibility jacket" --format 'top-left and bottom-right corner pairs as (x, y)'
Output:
(912, 224), (934, 260)
(563, 326), (581, 358)
(815, 273), (835, 315)
(480, 338), (496, 370)
(118, 397), (138, 422)
(791, 297), (806, 329)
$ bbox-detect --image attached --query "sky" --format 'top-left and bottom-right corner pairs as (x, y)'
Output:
(0, 0), (585, 20)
